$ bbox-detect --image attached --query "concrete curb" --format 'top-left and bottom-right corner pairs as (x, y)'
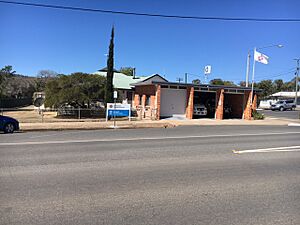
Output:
(17, 117), (300, 132)
(19, 121), (176, 132)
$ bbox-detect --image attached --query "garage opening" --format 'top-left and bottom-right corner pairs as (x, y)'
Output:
(193, 91), (216, 119)
(223, 93), (244, 119)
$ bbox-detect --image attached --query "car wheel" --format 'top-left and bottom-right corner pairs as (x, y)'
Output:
(279, 107), (284, 111)
(4, 123), (15, 133)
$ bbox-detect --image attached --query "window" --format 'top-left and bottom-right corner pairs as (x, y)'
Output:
(139, 95), (143, 105)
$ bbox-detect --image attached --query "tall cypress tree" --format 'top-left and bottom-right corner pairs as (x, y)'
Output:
(105, 26), (114, 104)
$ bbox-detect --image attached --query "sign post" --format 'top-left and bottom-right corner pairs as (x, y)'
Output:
(106, 93), (131, 128)
(113, 91), (117, 128)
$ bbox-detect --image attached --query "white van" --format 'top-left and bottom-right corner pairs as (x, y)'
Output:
(259, 99), (277, 109)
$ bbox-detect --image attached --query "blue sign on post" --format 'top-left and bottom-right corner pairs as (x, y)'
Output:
(107, 109), (130, 117)
(106, 103), (131, 121)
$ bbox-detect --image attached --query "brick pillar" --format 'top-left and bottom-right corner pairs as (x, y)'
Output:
(215, 89), (224, 120)
(252, 93), (257, 111)
(133, 94), (139, 107)
(186, 87), (194, 119)
(141, 95), (146, 107)
(150, 95), (156, 120)
(155, 85), (161, 120)
(243, 91), (252, 120)
(150, 96), (155, 109)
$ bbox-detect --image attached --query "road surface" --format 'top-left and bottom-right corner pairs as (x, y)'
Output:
(1, 126), (300, 225)
(261, 109), (299, 120)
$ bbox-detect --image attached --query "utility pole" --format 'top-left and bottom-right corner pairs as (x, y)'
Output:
(176, 77), (183, 83)
(294, 58), (300, 106)
(245, 51), (251, 87)
(184, 73), (188, 83)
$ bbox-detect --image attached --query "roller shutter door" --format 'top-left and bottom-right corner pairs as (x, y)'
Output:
(160, 88), (187, 117)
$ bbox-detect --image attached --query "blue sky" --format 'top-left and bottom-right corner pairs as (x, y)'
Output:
(0, 0), (300, 83)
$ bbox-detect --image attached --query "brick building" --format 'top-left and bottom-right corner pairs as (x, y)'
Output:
(132, 78), (259, 120)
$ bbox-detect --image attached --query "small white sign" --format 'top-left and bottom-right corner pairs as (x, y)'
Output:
(204, 65), (212, 75)
(113, 91), (118, 99)
(107, 103), (130, 110)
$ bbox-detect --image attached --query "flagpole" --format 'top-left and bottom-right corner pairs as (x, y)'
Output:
(250, 47), (256, 106)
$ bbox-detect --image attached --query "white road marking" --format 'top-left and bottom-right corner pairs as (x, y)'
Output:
(288, 123), (300, 127)
(1, 131), (300, 146)
(233, 145), (300, 154)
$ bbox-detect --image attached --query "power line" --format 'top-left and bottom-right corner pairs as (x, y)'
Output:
(1, 0), (300, 22)
(255, 67), (296, 80)
(256, 71), (295, 81)
(187, 73), (203, 79)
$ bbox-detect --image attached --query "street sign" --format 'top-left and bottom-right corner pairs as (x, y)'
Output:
(204, 65), (212, 75)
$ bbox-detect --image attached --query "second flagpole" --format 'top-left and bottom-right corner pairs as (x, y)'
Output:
(250, 47), (256, 106)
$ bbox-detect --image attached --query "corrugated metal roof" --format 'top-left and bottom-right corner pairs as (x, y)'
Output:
(133, 80), (261, 92)
(94, 71), (148, 90)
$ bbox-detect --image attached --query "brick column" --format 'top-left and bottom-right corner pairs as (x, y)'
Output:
(186, 87), (194, 119)
(155, 85), (161, 120)
(133, 94), (139, 107)
(215, 89), (224, 120)
(141, 95), (146, 107)
(150, 96), (155, 108)
(243, 91), (252, 120)
(252, 93), (257, 111)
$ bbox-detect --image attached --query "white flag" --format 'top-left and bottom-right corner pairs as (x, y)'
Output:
(254, 50), (269, 64)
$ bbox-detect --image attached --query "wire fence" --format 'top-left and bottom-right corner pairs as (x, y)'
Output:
(0, 107), (139, 123)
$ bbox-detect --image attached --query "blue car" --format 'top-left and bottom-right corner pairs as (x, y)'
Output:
(0, 115), (20, 133)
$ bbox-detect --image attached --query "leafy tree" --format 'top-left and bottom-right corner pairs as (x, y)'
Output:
(239, 81), (246, 87)
(0, 65), (16, 96)
(192, 79), (201, 84)
(45, 73), (106, 108)
(37, 70), (58, 78)
(0, 65), (16, 76)
(35, 70), (58, 92)
(223, 80), (236, 86)
(209, 78), (236, 86)
(274, 79), (284, 92)
(120, 67), (135, 76)
(256, 79), (274, 98)
(105, 26), (114, 104)
(280, 77), (299, 92)
(209, 79), (224, 85)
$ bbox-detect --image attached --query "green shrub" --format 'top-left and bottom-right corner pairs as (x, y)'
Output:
(252, 110), (265, 120)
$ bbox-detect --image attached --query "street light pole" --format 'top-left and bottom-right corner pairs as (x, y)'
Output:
(245, 51), (251, 87)
(294, 58), (300, 107)
(250, 47), (257, 106)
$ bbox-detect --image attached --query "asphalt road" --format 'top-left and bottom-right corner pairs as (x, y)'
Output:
(1, 126), (300, 225)
(261, 109), (300, 120)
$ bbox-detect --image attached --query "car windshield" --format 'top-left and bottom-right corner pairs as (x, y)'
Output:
(275, 101), (284, 104)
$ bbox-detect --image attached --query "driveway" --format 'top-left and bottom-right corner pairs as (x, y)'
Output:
(260, 109), (299, 120)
